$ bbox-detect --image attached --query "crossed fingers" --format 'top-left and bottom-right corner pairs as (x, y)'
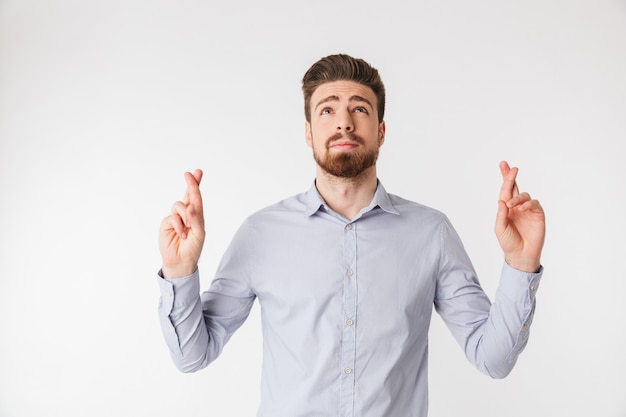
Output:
(166, 169), (204, 239)
(498, 161), (542, 212)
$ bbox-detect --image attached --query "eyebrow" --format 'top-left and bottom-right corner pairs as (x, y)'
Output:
(314, 95), (374, 111)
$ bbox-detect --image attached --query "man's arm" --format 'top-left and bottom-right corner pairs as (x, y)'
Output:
(156, 170), (256, 373)
(157, 170), (209, 372)
(435, 161), (545, 378)
(435, 216), (542, 379)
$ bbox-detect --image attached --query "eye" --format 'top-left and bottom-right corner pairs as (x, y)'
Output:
(321, 108), (332, 115)
(354, 107), (368, 114)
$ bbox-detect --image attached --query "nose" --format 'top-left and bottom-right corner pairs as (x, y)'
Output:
(337, 110), (353, 132)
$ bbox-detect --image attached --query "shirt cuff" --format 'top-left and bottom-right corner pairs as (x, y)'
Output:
(157, 268), (201, 310)
(498, 262), (543, 302)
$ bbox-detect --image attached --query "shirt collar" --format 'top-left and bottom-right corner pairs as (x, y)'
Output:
(304, 180), (400, 217)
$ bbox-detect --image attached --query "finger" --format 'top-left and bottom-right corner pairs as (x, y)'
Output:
(500, 161), (520, 196)
(494, 200), (509, 237)
(185, 198), (205, 232)
(184, 169), (203, 202)
(174, 193), (205, 234)
(193, 169), (203, 185)
(499, 160), (511, 176)
(171, 201), (189, 227)
(162, 213), (187, 239)
(506, 192), (531, 208)
(517, 198), (543, 212)
(499, 161), (519, 201)
(183, 171), (204, 212)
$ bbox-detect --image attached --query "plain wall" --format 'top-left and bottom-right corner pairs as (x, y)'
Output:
(1, 0), (625, 416)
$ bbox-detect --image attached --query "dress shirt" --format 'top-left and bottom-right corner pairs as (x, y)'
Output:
(157, 181), (542, 417)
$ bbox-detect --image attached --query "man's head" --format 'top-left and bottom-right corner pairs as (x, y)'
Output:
(302, 54), (387, 180)
(302, 54), (386, 123)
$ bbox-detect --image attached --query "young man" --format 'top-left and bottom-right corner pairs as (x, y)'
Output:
(157, 54), (545, 417)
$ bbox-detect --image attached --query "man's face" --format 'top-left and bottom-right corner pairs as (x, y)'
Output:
(306, 80), (386, 178)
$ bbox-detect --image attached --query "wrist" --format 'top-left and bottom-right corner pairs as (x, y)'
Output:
(161, 263), (197, 279)
(505, 257), (541, 273)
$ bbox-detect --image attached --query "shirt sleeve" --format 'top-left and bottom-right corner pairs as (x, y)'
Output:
(157, 220), (257, 373)
(434, 216), (543, 379)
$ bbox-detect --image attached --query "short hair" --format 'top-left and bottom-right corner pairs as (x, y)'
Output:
(302, 54), (386, 123)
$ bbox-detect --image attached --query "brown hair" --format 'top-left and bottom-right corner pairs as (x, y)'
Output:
(302, 54), (386, 123)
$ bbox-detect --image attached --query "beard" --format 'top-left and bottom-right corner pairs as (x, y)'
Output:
(313, 132), (380, 178)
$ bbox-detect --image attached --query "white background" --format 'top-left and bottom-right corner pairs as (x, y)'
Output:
(1, 0), (625, 416)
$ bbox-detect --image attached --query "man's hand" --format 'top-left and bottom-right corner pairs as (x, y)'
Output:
(159, 169), (206, 278)
(495, 161), (545, 273)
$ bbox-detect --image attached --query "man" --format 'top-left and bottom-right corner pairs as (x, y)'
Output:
(157, 54), (545, 417)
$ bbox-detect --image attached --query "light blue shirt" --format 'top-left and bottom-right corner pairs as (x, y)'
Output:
(158, 182), (542, 417)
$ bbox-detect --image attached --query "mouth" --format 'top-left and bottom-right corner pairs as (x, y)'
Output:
(329, 140), (360, 151)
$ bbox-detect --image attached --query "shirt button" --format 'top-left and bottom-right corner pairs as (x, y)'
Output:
(346, 224), (353, 230)
(530, 285), (537, 292)
(345, 368), (352, 374)
(522, 325), (528, 331)
(346, 269), (353, 276)
(346, 319), (354, 326)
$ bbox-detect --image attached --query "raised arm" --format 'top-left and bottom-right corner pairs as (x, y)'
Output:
(495, 161), (545, 272)
(157, 172), (255, 372)
(159, 169), (206, 278)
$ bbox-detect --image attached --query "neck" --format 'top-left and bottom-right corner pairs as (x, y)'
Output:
(315, 165), (378, 221)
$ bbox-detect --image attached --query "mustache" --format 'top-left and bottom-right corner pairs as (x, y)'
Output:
(326, 131), (365, 148)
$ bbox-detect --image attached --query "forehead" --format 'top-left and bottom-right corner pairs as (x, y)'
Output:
(311, 80), (377, 105)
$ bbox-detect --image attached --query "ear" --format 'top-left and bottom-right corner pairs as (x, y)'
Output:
(378, 121), (386, 146)
(305, 121), (313, 148)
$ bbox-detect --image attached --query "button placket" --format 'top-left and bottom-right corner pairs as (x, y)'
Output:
(340, 221), (358, 416)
